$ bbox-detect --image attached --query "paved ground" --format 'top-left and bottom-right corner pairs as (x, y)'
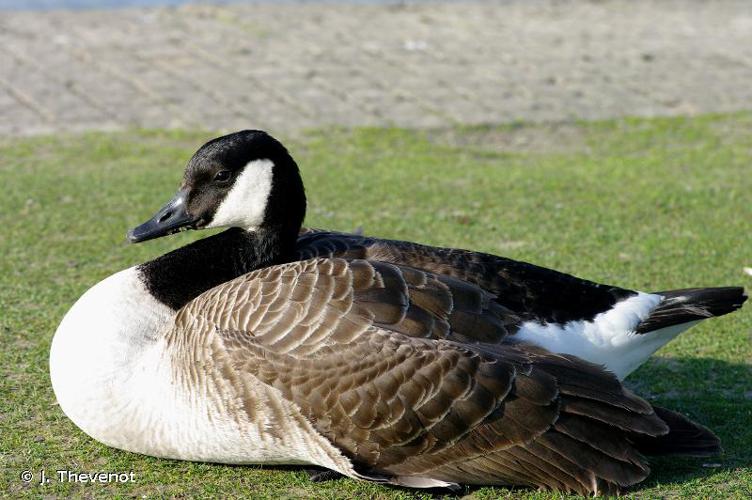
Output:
(1, 1), (752, 137)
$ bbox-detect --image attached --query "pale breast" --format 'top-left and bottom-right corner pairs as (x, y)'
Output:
(50, 266), (356, 475)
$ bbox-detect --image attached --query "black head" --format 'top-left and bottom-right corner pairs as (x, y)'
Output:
(127, 130), (306, 244)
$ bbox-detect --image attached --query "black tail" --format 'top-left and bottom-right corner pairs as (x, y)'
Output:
(632, 406), (721, 457)
(635, 287), (747, 334)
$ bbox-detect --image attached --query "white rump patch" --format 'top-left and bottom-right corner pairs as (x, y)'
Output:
(514, 292), (697, 380)
(207, 158), (274, 230)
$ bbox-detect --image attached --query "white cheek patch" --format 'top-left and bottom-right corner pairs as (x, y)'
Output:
(207, 159), (274, 230)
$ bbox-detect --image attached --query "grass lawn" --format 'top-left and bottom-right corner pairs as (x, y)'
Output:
(1, 113), (751, 498)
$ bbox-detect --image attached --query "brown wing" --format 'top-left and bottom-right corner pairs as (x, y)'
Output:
(175, 257), (669, 495)
(295, 229), (636, 326)
(178, 256), (519, 348)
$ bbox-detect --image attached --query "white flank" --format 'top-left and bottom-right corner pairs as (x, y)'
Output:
(206, 158), (274, 230)
(395, 476), (457, 488)
(514, 292), (697, 380)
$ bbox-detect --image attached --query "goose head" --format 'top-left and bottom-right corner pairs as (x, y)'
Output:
(127, 130), (306, 244)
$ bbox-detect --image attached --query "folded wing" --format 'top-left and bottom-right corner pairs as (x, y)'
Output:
(172, 256), (713, 495)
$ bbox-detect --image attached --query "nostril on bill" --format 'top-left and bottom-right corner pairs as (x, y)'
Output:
(158, 210), (173, 224)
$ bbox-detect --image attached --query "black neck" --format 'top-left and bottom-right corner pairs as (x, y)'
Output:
(138, 227), (296, 310)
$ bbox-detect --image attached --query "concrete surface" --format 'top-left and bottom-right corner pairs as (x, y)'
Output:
(1, 1), (752, 136)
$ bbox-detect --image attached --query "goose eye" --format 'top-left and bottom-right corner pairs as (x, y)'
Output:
(214, 170), (231, 182)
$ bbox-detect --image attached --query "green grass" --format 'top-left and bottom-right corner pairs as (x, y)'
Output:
(1, 113), (751, 498)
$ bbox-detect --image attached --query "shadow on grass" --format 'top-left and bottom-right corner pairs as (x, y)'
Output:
(626, 357), (752, 489)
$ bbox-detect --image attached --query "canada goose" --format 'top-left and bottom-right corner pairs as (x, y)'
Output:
(50, 130), (746, 495)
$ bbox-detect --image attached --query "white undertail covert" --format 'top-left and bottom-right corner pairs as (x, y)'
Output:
(515, 292), (696, 379)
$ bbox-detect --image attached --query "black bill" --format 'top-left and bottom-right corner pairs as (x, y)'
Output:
(127, 190), (196, 243)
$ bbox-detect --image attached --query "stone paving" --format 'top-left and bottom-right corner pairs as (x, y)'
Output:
(1, 1), (752, 137)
